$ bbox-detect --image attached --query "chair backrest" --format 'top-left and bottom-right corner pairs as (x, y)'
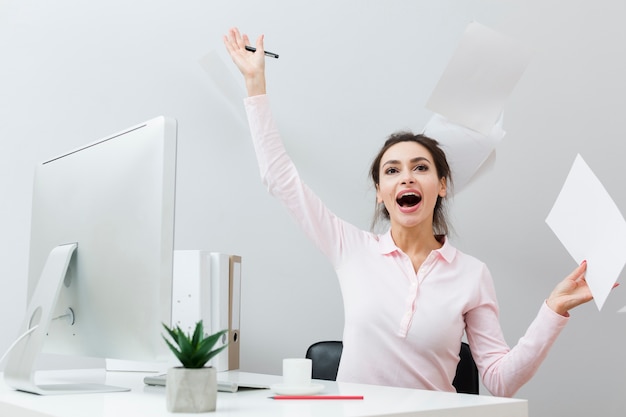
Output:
(305, 340), (479, 394)
(305, 341), (343, 381)
(452, 342), (479, 394)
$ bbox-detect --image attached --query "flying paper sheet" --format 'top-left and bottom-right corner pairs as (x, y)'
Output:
(426, 21), (532, 135)
(199, 50), (246, 121)
(423, 113), (505, 194)
(545, 154), (626, 310)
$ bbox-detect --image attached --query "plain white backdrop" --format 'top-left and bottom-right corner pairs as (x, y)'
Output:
(1, 1), (625, 416)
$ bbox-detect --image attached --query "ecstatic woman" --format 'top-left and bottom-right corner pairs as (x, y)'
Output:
(224, 27), (594, 397)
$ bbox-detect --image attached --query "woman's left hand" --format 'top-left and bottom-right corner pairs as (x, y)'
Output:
(546, 261), (595, 316)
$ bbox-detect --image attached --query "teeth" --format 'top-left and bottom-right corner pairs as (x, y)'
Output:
(397, 192), (419, 199)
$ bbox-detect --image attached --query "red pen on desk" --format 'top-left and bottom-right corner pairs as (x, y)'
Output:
(272, 395), (364, 400)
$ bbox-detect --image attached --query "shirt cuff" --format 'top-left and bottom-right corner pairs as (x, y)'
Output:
(244, 93), (268, 107)
(541, 300), (570, 324)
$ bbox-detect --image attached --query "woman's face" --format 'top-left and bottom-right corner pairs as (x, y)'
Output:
(376, 141), (447, 230)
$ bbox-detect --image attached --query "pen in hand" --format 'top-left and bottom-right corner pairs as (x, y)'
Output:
(245, 45), (279, 59)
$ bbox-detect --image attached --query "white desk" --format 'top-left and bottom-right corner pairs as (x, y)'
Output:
(0, 369), (528, 416)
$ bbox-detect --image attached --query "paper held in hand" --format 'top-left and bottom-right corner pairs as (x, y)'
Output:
(546, 154), (626, 311)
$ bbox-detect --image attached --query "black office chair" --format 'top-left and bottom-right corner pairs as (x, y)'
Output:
(452, 342), (479, 395)
(305, 341), (479, 394)
(306, 341), (344, 381)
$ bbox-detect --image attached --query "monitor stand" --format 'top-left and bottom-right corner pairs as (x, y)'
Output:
(3, 243), (129, 395)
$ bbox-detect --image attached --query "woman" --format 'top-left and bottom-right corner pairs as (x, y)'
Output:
(223, 27), (594, 397)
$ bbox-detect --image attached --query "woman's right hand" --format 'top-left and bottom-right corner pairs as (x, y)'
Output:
(223, 27), (267, 96)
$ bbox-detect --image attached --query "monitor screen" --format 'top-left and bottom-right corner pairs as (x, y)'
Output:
(4, 116), (177, 394)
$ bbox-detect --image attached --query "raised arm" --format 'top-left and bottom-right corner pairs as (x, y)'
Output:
(222, 27), (359, 267)
(223, 27), (267, 97)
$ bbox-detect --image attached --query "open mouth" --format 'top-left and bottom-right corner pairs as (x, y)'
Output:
(396, 192), (422, 208)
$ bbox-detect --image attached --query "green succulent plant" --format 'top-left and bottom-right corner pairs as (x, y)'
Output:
(162, 320), (228, 369)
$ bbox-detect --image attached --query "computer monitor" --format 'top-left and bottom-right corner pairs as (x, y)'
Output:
(3, 116), (177, 395)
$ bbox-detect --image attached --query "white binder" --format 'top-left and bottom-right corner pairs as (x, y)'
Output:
(170, 250), (212, 334)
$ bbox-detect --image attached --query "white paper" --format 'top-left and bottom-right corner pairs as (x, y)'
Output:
(198, 50), (246, 120)
(422, 112), (505, 194)
(545, 154), (626, 310)
(425, 21), (532, 135)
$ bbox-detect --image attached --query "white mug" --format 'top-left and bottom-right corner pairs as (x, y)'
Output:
(282, 358), (312, 387)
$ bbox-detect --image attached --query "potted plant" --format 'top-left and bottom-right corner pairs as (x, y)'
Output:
(162, 320), (228, 413)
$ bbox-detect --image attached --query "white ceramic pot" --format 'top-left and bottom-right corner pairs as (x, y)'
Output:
(166, 366), (217, 413)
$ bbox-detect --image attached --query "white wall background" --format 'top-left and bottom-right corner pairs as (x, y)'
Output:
(1, 1), (625, 415)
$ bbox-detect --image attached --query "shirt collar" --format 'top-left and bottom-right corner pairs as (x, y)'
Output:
(378, 229), (456, 263)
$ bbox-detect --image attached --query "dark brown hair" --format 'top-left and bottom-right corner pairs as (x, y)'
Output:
(369, 131), (452, 235)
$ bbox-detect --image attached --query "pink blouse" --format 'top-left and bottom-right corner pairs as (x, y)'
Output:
(244, 94), (568, 397)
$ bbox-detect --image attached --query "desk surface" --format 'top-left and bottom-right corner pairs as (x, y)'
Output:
(0, 369), (528, 417)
